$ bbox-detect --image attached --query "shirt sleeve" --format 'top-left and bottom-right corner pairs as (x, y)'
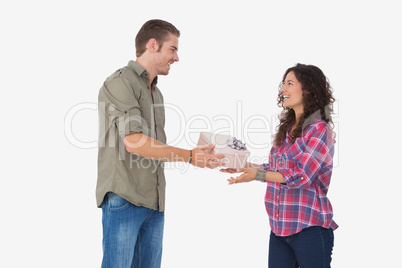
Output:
(99, 76), (144, 139)
(278, 122), (334, 189)
(262, 163), (270, 171)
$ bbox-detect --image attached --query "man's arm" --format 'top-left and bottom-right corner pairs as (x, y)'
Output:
(123, 133), (224, 169)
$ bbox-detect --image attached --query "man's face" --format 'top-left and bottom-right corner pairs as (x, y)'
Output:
(154, 33), (179, 76)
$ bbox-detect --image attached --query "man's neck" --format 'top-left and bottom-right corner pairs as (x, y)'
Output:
(136, 58), (157, 83)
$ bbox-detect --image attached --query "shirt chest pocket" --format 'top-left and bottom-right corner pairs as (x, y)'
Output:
(138, 99), (151, 123)
(137, 99), (165, 134)
(153, 103), (165, 129)
(274, 149), (299, 170)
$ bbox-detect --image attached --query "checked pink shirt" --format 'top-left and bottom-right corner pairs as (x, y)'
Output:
(262, 120), (338, 236)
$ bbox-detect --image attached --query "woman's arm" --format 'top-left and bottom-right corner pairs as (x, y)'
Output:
(219, 161), (264, 174)
(226, 168), (285, 185)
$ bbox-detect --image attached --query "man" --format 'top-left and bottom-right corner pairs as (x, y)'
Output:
(97, 19), (223, 267)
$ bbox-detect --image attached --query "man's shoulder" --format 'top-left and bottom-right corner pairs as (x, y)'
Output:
(106, 62), (140, 82)
(101, 65), (143, 93)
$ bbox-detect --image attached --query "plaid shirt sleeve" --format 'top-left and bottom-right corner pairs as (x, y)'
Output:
(278, 122), (334, 189)
(261, 162), (270, 171)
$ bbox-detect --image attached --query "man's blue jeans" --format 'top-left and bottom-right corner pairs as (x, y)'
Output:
(268, 226), (334, 268)
(101, 192), (164, 268)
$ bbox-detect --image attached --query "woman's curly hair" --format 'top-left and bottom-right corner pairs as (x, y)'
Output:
(274, 63), (335, 146)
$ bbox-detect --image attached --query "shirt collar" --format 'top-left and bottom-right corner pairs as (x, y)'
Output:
(128, 60), (158, 86)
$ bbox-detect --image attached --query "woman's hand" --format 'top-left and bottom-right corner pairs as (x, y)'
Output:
(226, 168), (258, 185)
(219, 162), (261, 174)
(219, 168), (239, 174)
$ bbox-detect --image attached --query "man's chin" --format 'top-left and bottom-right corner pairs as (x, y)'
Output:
(160, 70), (169, 76)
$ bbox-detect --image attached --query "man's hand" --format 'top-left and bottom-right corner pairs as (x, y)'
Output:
(191, 144), (225, 169)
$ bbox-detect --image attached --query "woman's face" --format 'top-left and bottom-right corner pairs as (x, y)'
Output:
(280, 71), (304, 116)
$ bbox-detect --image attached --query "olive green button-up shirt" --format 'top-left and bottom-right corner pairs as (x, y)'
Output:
(96, 61), (166, 211)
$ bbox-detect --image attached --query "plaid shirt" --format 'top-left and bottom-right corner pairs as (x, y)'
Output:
(262, 120), (338, 236)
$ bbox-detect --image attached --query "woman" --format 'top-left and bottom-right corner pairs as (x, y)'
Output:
(221, 63), (338, 267)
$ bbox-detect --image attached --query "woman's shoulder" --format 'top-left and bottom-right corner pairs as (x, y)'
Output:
(303, 120), (331, 139)
(307, 119), (328, 130)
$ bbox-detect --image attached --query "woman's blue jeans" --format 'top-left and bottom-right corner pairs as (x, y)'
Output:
(101, 192), (164, 268)
(269, 226), (334, 268)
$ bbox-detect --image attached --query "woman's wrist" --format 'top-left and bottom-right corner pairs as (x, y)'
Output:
(254, 169), (266, 182)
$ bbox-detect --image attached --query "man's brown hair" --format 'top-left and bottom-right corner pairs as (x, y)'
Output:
(135, 19), (180, 57)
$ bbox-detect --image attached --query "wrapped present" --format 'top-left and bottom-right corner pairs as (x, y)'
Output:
(197, 132), (250, 168)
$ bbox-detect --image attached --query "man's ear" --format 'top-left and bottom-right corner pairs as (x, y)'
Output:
(146, 38), (159, 52)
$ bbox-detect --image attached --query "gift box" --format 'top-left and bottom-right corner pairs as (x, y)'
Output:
(196, 132), (250, 169)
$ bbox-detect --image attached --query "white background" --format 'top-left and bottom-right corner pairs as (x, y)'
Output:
(1, 0), (401, 267)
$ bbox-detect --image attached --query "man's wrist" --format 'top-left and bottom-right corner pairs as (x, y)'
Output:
(188, 150), (193, 164)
